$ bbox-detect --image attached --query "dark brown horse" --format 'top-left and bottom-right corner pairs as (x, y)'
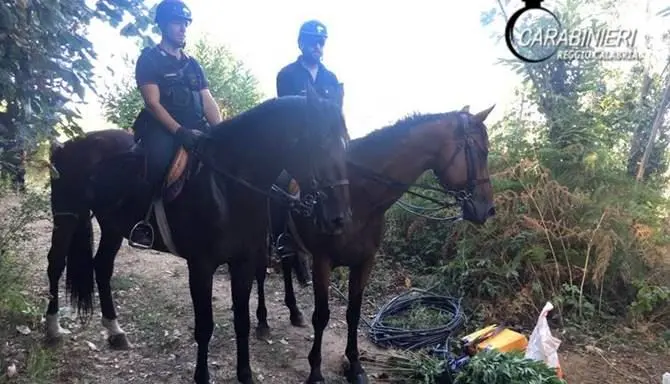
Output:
(44, 90), (352, 384)
(254, 105), (496, 383)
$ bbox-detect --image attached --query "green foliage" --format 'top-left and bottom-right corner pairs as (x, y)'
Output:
(381, 0), (670, 330)
(0, 0), (153, 144)
(0, 187), (55, 383)
(101, 35), (264, 130)
(378, 0), (670, 331)
(0, 189), (50, 323)
(454, 350), (565, 384)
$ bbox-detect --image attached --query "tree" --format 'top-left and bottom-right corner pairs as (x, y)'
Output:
(0, 0), (157, 189)
(481, 0), (670, 184)
(101, 35), (264, 130)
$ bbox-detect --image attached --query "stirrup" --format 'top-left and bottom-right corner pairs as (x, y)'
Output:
(128, 201), (156, 249)
(276, 233), (296, 259)
(128, 221), (154, 249)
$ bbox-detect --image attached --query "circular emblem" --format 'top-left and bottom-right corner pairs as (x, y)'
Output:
(504, 0), (562, 63)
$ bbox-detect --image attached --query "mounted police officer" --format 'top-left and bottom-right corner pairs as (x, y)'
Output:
(276, 19), (343, 106)
(272, 20), (344, 285)
(128, 0), (222, 249)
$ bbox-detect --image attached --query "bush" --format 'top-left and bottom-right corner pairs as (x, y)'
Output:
(454, 350), (565, 384)
(0, 186), (50, 318)
(381, 155), (670, 329)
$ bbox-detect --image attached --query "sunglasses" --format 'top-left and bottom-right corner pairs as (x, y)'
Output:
(303, 37), (326, 47)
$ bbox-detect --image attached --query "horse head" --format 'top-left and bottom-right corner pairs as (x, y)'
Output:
(429, 105), (496, 224)
(288, 82), (351, 234)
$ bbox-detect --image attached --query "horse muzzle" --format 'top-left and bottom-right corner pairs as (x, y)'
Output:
(462, 198), (495, 224)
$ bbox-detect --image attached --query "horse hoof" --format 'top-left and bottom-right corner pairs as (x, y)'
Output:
(45, 334), (64, 347)
(193, 370), (210, 384)
(348, 373), (369, 384)
(255, 325), (271, 340)
(305, 373), (325, 384)
(107, 333), (131, 350)
(45, 325), (71, 344)
(290, 313), (306, 327)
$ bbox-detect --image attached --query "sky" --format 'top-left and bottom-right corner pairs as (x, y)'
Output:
(77, 0), (658, 139)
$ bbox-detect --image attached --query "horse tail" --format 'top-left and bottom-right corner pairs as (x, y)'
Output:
(64, 211), (96, 323)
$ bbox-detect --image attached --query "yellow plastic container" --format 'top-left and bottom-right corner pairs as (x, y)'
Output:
(461, 324), (499, 346)
(477, 328), (528, 353)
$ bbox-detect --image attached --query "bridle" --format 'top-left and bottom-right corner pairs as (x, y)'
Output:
(195, 98), (350, 225)
(275, 118), (351, 231)
(349, 112), (491, 221)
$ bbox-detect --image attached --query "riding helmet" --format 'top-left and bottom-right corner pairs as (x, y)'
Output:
(298, 20), (328, 41)
(155, 0), (193, 26)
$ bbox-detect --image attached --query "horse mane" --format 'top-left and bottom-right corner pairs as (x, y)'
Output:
(348, 111), (450, 158)
(207, 97), (284, 144)
(208, 96), (348, 146)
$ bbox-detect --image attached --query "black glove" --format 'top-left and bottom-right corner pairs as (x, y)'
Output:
(174, 126), (204, 152)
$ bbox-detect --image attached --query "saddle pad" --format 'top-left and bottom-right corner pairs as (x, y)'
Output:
(164, 147), (191, 202)
(167, 147), (189, 187)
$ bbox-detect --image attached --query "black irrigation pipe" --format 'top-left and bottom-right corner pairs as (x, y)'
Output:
(330, 285), (466, 353)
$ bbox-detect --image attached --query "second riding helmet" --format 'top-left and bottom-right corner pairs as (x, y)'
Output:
(298, 20), (328, 43)
(155, 0), (193, 27)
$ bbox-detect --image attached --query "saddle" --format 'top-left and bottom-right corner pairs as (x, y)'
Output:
(130, 141), (198, 203)
(124, 141), (204, 255)
(88, 143), (196, 209)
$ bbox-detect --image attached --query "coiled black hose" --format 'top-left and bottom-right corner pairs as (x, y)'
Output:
(366, 288), (466, 351)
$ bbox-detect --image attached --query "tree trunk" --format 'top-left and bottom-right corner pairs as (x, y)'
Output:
(627, 0), (655, 176)
(636, 77), (670, 181)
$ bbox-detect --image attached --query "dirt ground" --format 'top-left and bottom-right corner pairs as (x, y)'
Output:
(1, 212), (669, 383)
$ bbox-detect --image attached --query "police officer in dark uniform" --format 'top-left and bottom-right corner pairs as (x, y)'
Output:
(272, 19), (344, 285)
(276, 20), (343, 105)
(128, 0), (222, 249)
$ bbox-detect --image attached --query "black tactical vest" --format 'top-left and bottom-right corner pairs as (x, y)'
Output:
(149, 47), (205, 127)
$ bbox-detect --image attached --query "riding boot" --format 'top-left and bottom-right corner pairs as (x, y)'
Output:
(277, 231), (311, 287)
(294, 251), (312, 288)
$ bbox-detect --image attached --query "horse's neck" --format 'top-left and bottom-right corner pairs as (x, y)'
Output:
(350, 134), (436, 215)
(194, 140), (283, 216)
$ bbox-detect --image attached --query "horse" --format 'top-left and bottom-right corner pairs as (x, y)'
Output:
(43, 88), (352, 384)
(253, 105), (496, 383)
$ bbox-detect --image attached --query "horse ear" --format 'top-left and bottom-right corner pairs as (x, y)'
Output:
(473, 104), (495, 123)
(460, 105), (470, 113)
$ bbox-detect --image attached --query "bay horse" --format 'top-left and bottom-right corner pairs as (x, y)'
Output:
(254, 105), (496, 383)
(44, 89), (352, 384)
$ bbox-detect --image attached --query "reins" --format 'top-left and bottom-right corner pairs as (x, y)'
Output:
(192, 145), (321, 217)
(345, 112), (491, 222)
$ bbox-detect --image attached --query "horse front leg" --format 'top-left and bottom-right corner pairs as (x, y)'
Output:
(344, 263), (373, 384)
(281, 256), (306, 327)
(306, 255), (332, 384)
(93, 226), (128, 349)
(187, 260), (216, 384)
(254, 260), (271, 340)
(45, 214), (78, 342)
(230, 257), (256, 384)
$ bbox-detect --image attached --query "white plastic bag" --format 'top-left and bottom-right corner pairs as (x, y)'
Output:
(525, 302), (562, 372)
